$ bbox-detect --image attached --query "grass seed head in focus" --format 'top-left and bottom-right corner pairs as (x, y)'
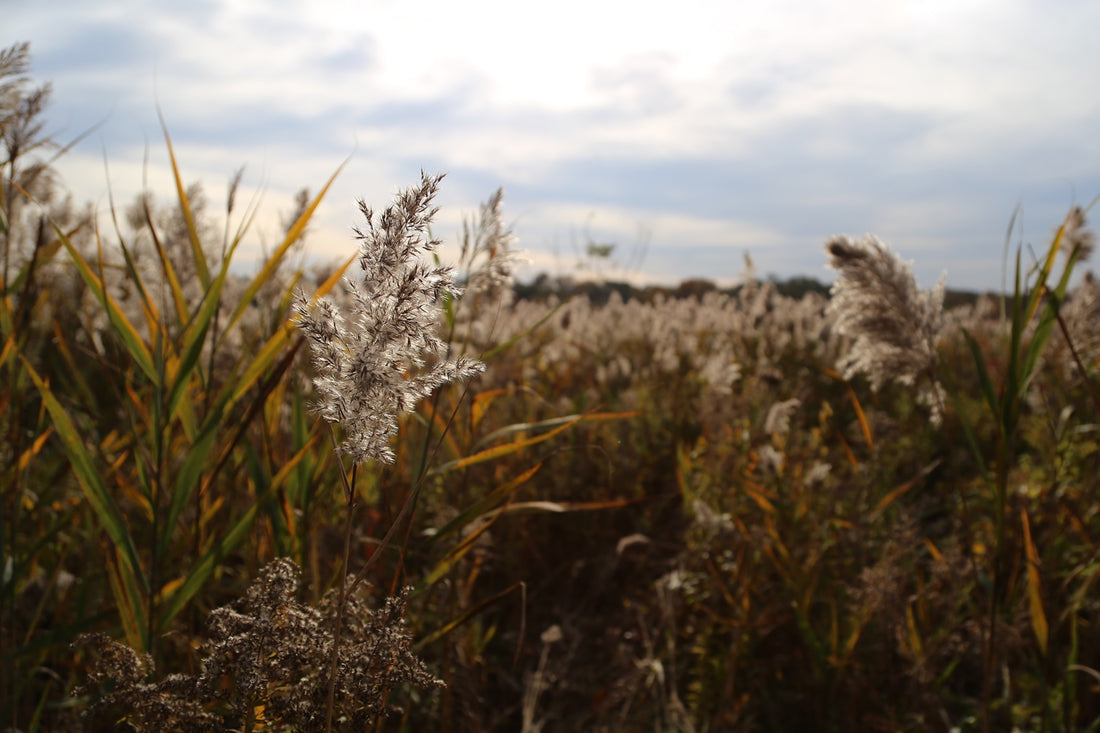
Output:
(292, 172), (485, 464)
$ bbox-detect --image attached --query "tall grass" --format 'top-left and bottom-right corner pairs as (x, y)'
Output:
(4, 40), (1100, 731)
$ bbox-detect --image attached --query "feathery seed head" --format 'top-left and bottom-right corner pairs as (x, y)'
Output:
(293, 172), (485, 464)
(825, 234), (946, 422)
(1062, 205), (1095, 262)
(462, 187), (522, 304)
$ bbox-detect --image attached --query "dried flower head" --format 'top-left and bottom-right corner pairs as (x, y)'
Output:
(293, 172), (485, 463)
(198, 558), (440, 728)
(74, 633), (219, 732)
(763, 397), (801, 437)
(461, 186), (522, 304)
(75, 559), (440, 731)
(1059, 271), (1100, 378)
(1061, 205), (1095, 262)
(825, 235), (946, 422)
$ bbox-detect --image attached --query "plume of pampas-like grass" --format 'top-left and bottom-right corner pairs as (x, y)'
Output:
(825, 234), (946, 422)
(292, 172), (485, 464)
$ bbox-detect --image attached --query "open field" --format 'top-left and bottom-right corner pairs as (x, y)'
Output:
(4, 42), (1100, 732)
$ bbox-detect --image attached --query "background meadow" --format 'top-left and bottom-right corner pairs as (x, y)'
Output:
(4, 41), (1100, 732)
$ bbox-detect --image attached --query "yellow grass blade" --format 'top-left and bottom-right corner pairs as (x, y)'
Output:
(905, 604), (923, 659)
(1021, 508), (1049, 655)
(56, 224), (157, 380)
(424, 463), (542, 551)
(15, 426), (52, 472)
(470, 388), (509, 431)
(1026, 214), (1066, 325)
(432, 417), (584, 473)
(0, 330), (13, 370)
(229, 252), (356, 407)
(224, 159), (348, 335)
(106, 548), (148, 651)
(869, 459), (942, 520)
(743, 480), (776, 513)
(159, 112), (210, 287)
(142, 198), (189, 325)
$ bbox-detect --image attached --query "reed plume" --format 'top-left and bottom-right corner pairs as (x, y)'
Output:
(292, 171), (485, 464)
(825, 234), (946, 422)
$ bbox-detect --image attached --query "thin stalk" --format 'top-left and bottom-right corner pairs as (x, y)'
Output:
(980, 434), (1009, 733)
(324, 424), (357, 733)
(1053, 305), (1100, 418)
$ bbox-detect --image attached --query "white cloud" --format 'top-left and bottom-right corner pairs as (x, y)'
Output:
(7, 0), (1100, 292)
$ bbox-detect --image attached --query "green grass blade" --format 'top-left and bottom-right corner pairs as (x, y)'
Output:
(963, 330), (1000, 418)
(424, 463), (541, 550)
(19, 354), (147, 595)
(163, 252), (234, 424)
(480, 303), (562, 361)
(157, 420), (219, 563)
(55, 223), (157, 381)
(157, 501), (259, 631)
(191, 337), (302, 523)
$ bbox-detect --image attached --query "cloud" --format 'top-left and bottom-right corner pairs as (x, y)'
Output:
(7, 0), (1100, 292)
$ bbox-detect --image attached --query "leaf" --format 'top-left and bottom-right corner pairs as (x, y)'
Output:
(228, 252), (355, 408)
(158, 418), (220, 563)
(1021, 508), (1049, 655)
(106, 547), (149, 651)
(414, 581), (525, 650)
(159, 112), (211, 288)
(2, 229), (64, 299)
(825, 370), (874, 450)
(963, 330), (1000, 418)
(157, 499), (260, 631)
(431, 418), (583, 474)
(55, 224), (157, 381)
(424, 464), (542, 550)
(470, 388), (509, 432)
(869, 459), (942, 520)
(223, 159), (348, 336)
(743, 481), (776, 513)
(19, 355), (146, 596)
(15, 426), (52, 472)
(135, 188), (187, 326)
(480, 302), (562, 361)
(162, 245), (236, 426)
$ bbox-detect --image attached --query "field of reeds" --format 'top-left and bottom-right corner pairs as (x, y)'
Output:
(4, 42), (1100, 732)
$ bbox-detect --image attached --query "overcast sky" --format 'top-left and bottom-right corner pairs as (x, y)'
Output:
(9, 0), (1100, 290)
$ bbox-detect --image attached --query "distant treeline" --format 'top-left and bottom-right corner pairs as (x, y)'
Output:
(511, 272), (987, 308)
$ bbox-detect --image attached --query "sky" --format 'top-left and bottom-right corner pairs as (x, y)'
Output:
(8, 0), (1100, 291)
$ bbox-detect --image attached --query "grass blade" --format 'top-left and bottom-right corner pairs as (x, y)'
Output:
(1021, 508), (1049, 655)
(159, 112), (211, 288)
(223, 160), (348, 336)
(19, 354), (146, 595)
(157, 501), (260, 631)
(55, 223), (157, 380)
